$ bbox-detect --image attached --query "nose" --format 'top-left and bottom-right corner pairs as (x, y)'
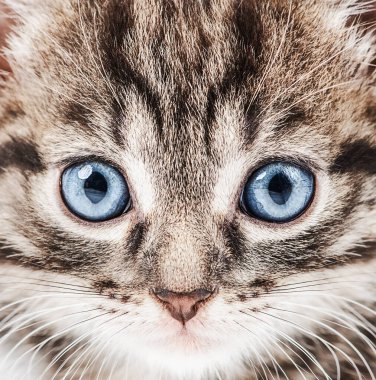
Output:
(153, 288), (214, 324)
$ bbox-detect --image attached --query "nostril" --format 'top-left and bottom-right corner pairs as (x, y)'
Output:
(152, 288), (215, 324)
(153, 288), (173, 302)
(191, 288), (214, 302)
(153, 288), (213, 303)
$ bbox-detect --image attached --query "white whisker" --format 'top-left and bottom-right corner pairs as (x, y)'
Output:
(1, 308), (112, 371)
(265, 313), (360, 380)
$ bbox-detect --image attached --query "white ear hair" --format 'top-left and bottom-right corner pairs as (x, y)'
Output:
(0, 0), (60, 81)
(0, 2), (13, 74)
(2, 0), (72, 54)
(324, 0), (376, 79)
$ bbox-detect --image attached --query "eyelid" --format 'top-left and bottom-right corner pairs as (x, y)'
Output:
(55, 155), (134, 194)
(248, 155), (322, 174)
(54, 154), (122, 172)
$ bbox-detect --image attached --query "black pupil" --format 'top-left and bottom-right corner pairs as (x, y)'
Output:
(84, 171), (108, 204)
(268, 173), (292, 205)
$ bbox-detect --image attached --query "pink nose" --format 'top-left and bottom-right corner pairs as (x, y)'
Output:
(153, 288), (214, 324)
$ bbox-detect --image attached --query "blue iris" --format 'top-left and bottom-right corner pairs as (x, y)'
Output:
(61, 162), (130, 222)
(241, 162), (314, 223)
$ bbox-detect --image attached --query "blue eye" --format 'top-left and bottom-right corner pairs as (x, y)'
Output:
(61, 161), (130, 222)
(240, 162), (314, 223)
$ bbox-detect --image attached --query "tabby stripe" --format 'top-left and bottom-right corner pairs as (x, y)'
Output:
(330, 140), (376, 174)
(0, 138), (44, 173)
(222, 221), (247, 261)
(125, 222), (147, 257)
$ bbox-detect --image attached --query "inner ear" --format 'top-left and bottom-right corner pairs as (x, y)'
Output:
(0, 2), (13, 75)
(361, 5), (376, 75)
(348, 1), (376, 76)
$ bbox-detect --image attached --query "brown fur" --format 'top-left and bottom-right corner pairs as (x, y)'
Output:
(0, 1), (375, 379)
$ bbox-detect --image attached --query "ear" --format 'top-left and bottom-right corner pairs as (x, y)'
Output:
(0, 2), (13, 75)
(350, 1), (376, 76)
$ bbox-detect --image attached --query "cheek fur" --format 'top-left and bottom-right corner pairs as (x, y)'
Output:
(0, 0), (375, 378)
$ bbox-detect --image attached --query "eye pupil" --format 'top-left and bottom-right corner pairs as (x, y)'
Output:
(84, 171), (108, 204)
(268, 173), (292, 205)
(61, 161), (130, 222)
(241, 162), (314, 223)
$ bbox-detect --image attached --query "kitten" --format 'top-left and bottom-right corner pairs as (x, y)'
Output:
(0, 0), (375, 379)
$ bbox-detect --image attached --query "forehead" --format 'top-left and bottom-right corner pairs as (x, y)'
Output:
(37, 0), (357, 202)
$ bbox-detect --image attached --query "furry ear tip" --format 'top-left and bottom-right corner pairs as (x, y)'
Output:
(0, 2), (13, 75)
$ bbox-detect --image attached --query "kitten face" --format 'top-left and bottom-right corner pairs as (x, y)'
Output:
(0, 0), (375, 378)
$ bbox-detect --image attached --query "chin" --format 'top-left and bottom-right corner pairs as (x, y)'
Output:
(101, 312), (250, 380)
(120, 337), (247, 380)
